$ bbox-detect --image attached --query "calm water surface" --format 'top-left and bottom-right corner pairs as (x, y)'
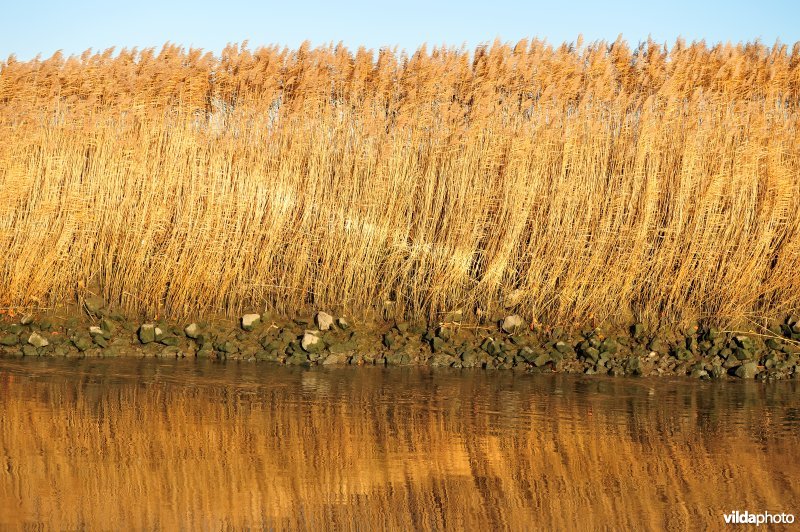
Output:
(0, 358), (798, 530)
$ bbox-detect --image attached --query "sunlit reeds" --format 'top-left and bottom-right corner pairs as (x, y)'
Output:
(1, 39), (798, 325)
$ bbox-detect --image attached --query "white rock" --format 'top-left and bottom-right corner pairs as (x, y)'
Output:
(241, 313), (261, 331)
(315, 311), (334, 331)
(89, 326), (103, 336)
(184, 323), (201, 339)
(301, 331), (323, 352)
(501, 314), (524, 333)
(27, 332), (49, 348)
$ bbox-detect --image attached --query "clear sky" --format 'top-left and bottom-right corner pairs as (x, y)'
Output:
(2, 0), (799, 60)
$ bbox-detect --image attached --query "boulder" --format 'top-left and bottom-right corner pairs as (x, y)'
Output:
(315, 312), (334, 331)
(84, 295), (105, 314)
(184, 323), (201, 339)
(27, 332), (49, 348)
(735, 362), (758, 379)
(138, 324), (156, 344)
(501, 315), (524, 333)
(241, 314), (261, 331)
(301, 331), (323, 353)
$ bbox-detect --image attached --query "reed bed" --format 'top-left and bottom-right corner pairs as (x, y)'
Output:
(1, 39), (799, 325)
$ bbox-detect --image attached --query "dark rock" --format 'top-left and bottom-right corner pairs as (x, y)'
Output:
(0, 334), (19, 346)
(100, 318), (116, 334)
(533, 353), (551, 367)
(430, 353), (455, 367)
(160, 336), (180, 346)
(436, 326), (452, 341)
(600, 338), (618, 354)
(84, 295), (105, 314)
(386, 351), (411, 366)
(72, 336), (92, 352)
(22, 345), (39, 357)
(286, 353), (308, 366)
(138, 324), (156, 344)
(461, 350), (480, 368)
(735, 362), (758, 379)
(430, 336), (446, 353)
(218, 341), (239, 353)
(648, 338), (668, 354)
(93, 335), (109, 348)
(323, 353), (350, 365)
(383, 333), (397, 349)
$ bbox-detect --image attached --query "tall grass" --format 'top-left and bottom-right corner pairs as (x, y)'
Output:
(1, 39), (799, 325)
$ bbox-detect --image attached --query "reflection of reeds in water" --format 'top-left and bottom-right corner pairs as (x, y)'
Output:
(0, 362), (798, 529)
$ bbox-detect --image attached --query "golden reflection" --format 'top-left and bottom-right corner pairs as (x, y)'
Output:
(0, 360), (798, 530)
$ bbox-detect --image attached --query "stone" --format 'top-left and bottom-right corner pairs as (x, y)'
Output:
(27, 332), (49, 348)
(100, 318), (117, 334)
(89, 326), (104, 336)
(430, 336), (446, 352)
(20, 314), (34, 325)
(315, 312), (334, 331)
(301, 331), (323, 353)
(383, 333), (397, 349)
(336, 317), (350, 330)
(286, 353), (308, 365)
(461, 350), (481, 368)
(323, 353), (350, 365)
(84, 295), (105, 314)
(138, 324), (156, 344)
(160, 336), (180, 346)
(386, 351), (410, 366)
(501, 315), (524, 333)
(0, 334), (19, 346)
(241, 314), (261, 331)
(217, 341), (239, 354)
(93, 336), (109, 348)
(22, 345), (38, 357)
(631, 323), (645, 339)
(600, 338), (618, 354)
(430, 353), (455, 367)
(735, 362), (758, 379)
(554, 341), (572, 354)
(648, 338), (668, 354)
(533, 353), (552, 367)
(72, 336), (92, 352)
(184, 323), (201, 339)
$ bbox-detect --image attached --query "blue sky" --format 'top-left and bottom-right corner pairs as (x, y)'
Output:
(2, 0), (799, 60)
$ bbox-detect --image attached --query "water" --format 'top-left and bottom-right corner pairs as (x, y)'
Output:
(1, 358), (798, 529)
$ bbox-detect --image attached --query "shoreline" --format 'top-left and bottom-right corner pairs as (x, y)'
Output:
(1, 304), (798, 381)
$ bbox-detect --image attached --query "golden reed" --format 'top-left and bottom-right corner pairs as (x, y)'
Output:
(1, 39), (799, 325)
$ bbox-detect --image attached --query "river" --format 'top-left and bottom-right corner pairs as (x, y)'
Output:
(1, 358), (797, 529)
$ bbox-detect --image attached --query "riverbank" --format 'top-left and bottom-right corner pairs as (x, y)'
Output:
(1, 300), (798, 380)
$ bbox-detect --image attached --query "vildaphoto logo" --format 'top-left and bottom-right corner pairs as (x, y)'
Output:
(723, 510), (795, 526)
